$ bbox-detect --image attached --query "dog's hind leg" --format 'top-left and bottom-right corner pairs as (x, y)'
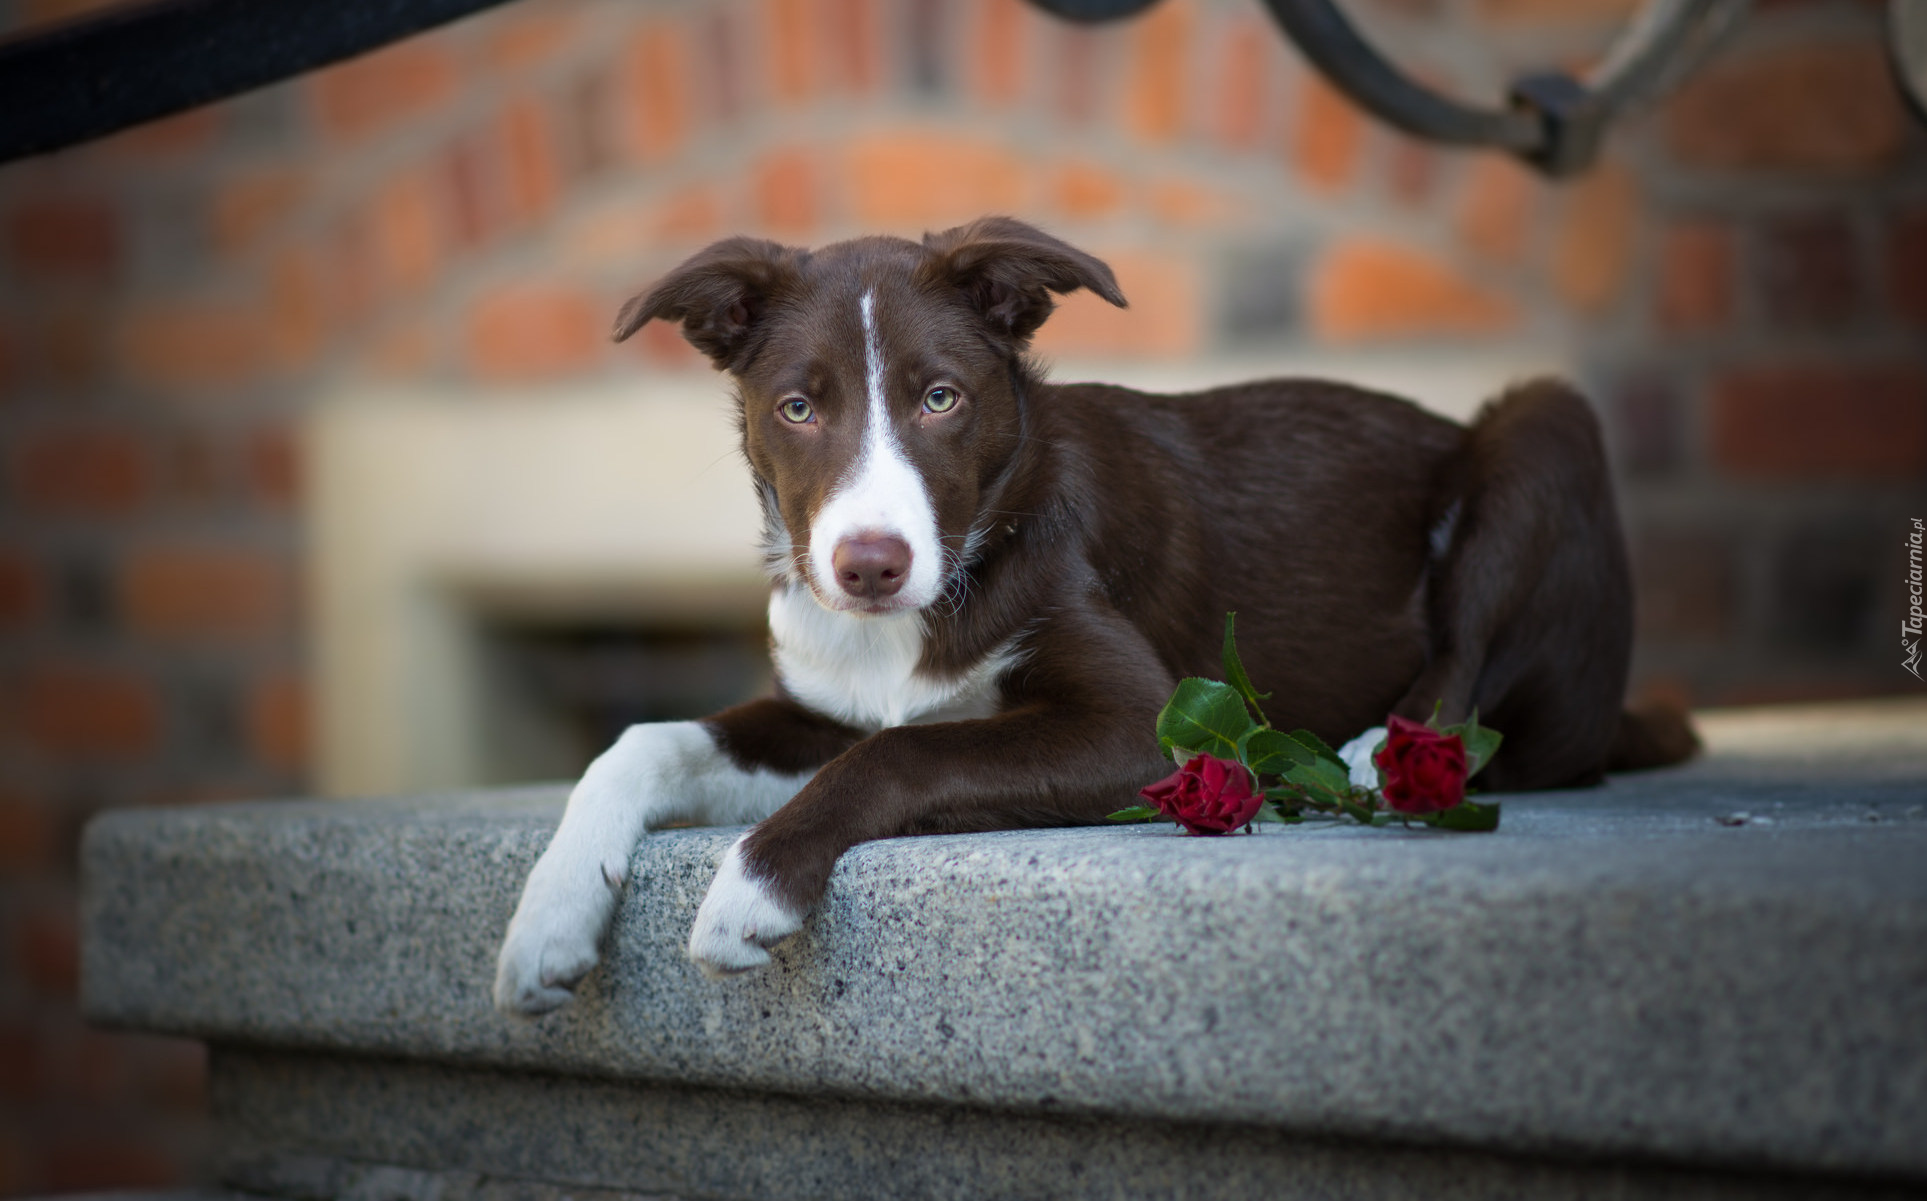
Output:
(1393, 379), (1633, 791)
(493, 698), (858, 1015)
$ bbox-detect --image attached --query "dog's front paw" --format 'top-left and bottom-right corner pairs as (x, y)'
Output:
(493, 870), (619, 1016)
(687, 837), (804, 978)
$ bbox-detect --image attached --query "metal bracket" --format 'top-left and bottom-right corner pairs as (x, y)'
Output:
(1032, 0), (1750, 178)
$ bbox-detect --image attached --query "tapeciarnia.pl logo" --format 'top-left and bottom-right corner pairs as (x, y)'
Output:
(1906, 518), (1924, 680)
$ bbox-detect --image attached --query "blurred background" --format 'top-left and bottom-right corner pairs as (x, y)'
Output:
(0, 0), (1924, 1191)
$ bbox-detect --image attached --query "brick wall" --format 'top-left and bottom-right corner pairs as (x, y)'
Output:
(2, 0), (1925, 1191)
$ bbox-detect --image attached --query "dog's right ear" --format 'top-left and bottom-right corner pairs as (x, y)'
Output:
(612, 237), (805, 371)
(919, 217), (1126, 344)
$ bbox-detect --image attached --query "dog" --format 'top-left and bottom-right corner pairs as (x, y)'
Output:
(493, 216), (1695, 1013)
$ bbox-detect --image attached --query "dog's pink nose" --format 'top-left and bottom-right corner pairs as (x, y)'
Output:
(833, 535), (912, 599)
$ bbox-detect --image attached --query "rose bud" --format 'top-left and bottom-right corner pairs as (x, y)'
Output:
(1372, 714), (1468, 815)
(1139, 753), (1265, 835)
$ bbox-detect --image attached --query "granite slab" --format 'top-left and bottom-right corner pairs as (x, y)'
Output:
(80, 698), (1927, 1182)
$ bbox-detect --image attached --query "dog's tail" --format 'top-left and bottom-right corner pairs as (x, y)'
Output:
(1604, 700), (1700, 772)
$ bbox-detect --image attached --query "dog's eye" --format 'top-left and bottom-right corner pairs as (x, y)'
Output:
(923, 387), (960, 414)
(779, 397), (815, 424)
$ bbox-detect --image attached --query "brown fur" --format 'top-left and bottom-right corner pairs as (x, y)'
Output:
(617, 217), (1696, 913)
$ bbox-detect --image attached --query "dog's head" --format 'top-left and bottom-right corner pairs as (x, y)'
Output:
(615, 217), (1125, 616)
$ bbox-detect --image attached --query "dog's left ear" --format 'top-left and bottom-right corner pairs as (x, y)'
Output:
(611, 236), (806, 371)
(918, 217), (1127, 343)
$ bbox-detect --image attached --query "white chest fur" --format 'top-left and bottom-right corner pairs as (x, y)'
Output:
(768, 584), (1020, 730)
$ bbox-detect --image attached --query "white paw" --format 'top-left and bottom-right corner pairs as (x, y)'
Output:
(687, 836), (804, 978)
(1338, 726), (1388, 790)
(493, 864), (621, 1016)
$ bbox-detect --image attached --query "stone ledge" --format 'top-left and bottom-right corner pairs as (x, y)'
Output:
(80, 699), (1927, 1189)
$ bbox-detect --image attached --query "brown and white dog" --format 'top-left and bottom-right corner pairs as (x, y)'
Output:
(493, 217), (1693, 1012)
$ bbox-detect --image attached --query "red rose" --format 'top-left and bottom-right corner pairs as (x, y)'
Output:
(1140, 753), (1264, 836)
(1373, 714), (1467, 814)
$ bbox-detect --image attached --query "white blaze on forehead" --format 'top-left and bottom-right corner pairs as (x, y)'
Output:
(806, 289), (943, 610)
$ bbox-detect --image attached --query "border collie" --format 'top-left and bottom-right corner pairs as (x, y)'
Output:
(493, 217), (1693, 1012)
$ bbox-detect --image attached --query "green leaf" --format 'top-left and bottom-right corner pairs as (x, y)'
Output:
(1155, 678), (1257, 762)
(1283, 759), (1351, 800)
(1286, 728), (1345, 770)
(1438, 707), (1504, 781)
(1239, 727), (1317, 776)
(1220, 612), (1271, 724)
(1158, 738), (1203, 765)
(1250, 803), (1286, 824)
(1106, 805), (1165, 823)
(1427, 800), (1501, 832)
(1460, 727), (1502, 780)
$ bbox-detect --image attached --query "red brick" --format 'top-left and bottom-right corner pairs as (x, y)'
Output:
(268, 248), (328, 369)
(119, 299), (270, 390)
(246, 424), (300, 509)
(500, 96), (561, 225)
(360, 321), (440, 378)
(247, 671), (307, 772)
(11, 425), (151, 515)
(483, 9), (581, 71)
(1054, 27), (1101, 125)
(1051, 161), (1126, 220)
(5, 198), (119, 282)
(752, 148), (818, 235)
(19, 664), (161, 759)
(1635, 531), (1735, 639)
(212, 167), (308, 256)
(1124, 0), (1191, 144)
(1476, 0), (1639, 19)
(1213, 16), (1269, 150)
(1385, 135), (1437, 208)
(1709, 364), (1927, 478)
(1891, 209), (1927, 331)
(15, 902), (79, 997)
(369, 167), (445, 297)
(121, 546), (292, 640)
(467, 284), (604, 380)
(41, 1138), (181, 1194)
(847, 130), (1027, 230)
(1665, 42), (1907, 175)
(0, 1020), (35, 1101)
(1290, 74), (1365, 193)
(626, 24), (691, 163)
(439, 133), (503, 250)
(0, 547), (42, 627)
(1758, 214), (1860, 328)
(1456, 155), (1538, 263)
(1553, 162), (1637, 312)
(631, 318), (706, 369)
(0, 320), (14, 400)
(0, 788), (56, 869)
(560, 186), (726, 269)
(820, 0), (879, 93)
(38, 304), (101, 393)
(972, 0), (1027, 105)
(311, 39), (460, 142)
(1031, 248), (1201, 358)
(1308, 239), (1520, 341)
(1146, 177), (1244, 227)
(1656, 221), (1734, 333)
(766, 0), (813, 101)
(126, 1035), (206, 1113)
(92, 107), (219, 159)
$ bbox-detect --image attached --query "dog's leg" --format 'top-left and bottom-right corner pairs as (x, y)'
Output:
(493, 698), (857, 1015)
(1394, 379), (1632, 789)
(688, 616), (1174, 975)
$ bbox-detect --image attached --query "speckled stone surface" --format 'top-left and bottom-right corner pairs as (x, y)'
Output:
(81, 699), (1927, 1188)
(206, 1049), (1921, 1201)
